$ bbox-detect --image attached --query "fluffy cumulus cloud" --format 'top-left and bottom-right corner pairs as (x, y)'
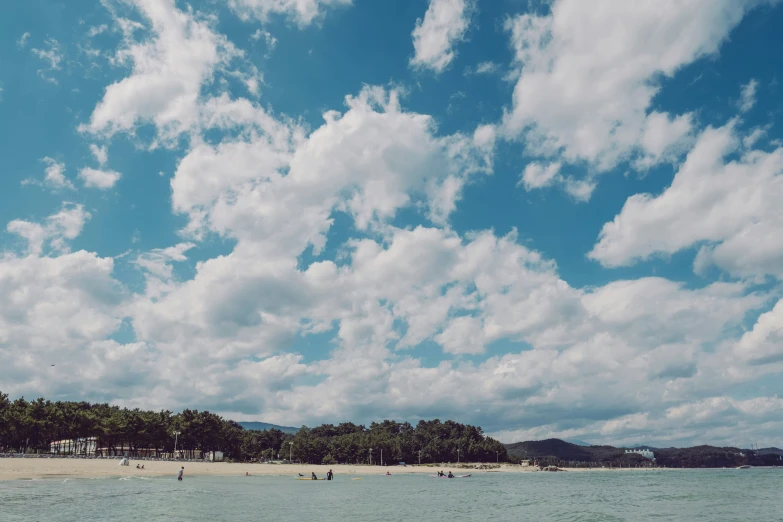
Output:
(518, 162), (595, 202)
(0, 205), (136, 401)
(501, 0), (771, 193)
(83, 0), (245, 143)
(78, 167), (122, 189)
(410, 0), (473, 73)
(4, 0), (783, 448)
(734, 299), (783, 365)
(78, 144), (122, 189)
(227, 0), (351, 26)
(38, 157), (74, 191)
(7, 204), (91, 255)
(589, 121), (783, 279)
(172, 86), (494, 246)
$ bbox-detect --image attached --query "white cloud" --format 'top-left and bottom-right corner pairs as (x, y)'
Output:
(124, 208), (769, 425)
(635, 111), (695, 169)
(90, 144), (109, 166)
(493, 396), (783, 447)
(472, 61), (498, 75)
(734, 299), (783, 365)
(87, 24), (109, 37)
(79, 167), (122, 189)
(562, 178), (596, 202)
(410, 0), (472, 73)
(43, 157), (74, 190)
(22, 157), (75, 191)
(737, 78), (759, 113)
(84, 0), (243, 142)
(227, 0), (351, 26)
(74, 75), (766, 436)
(31, 39), (63, 84)
(520, 162), (561, 190)
(501, 0), (765, 176)
(133, 242), (196, 299)
(251, 29), (277, 58)
(172, 86), (493, 247)
(17, 32), (30, 49)
(135, 242), (195, 280)
(518, 161), (594, 202)
(0, 250), (128, 401)
(80, 144), (120, 189)
(6, 204), (91, 256)
(589, 121), (783, 280)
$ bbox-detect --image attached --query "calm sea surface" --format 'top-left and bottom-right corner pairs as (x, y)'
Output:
(2, 468), (782, 521)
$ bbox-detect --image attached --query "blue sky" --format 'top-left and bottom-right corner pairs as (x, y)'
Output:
(2, 0), (783, 447)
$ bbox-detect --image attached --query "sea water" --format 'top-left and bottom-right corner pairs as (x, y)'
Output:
(2, 469), (782, 521)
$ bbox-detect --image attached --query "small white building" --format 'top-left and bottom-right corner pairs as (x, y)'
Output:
(625, 449), (655, 460)
(49, 437), (98, 455)
(206, 451), (224, 462)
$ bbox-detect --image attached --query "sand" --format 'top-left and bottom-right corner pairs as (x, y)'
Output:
(0, 457), (668, 480)
(0, 458), (547, 480)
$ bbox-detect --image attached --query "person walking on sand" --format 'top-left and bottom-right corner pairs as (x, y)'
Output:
(178, 467), (184, 481)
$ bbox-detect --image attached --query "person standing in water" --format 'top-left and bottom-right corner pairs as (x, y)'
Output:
(326, 469), (333, 480)
(178, 467), (184, 481)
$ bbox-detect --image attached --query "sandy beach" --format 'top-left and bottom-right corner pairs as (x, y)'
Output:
(0, 458), (667, 480)
(0, 458), (557, 480)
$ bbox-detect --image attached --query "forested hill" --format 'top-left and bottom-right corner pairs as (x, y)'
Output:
(285, 420), (507, 465)
(237, 422), (298, 434)
(0, 392), (506, 464)
(504, 438), (783, 468)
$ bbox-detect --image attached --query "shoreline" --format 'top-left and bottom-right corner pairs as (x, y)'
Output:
(0, 457), (676, 481)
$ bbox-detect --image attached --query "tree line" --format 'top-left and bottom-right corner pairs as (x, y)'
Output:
(0, 392), (508, 464)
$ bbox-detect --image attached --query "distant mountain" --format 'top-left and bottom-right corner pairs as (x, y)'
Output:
(506, 438), (598, 461)
(564, 439), (592, 447)
(756, 447), (783, 456)
(504, 438), (783, 468)
(238, 422), (299, 434)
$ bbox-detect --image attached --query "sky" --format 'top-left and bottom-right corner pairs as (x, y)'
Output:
(1, 0), (782, 448)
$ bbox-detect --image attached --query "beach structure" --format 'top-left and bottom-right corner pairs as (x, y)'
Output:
(625, 449), (655, 460)
(205, 451), (224, 462)
(49, 437), (98, 455)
